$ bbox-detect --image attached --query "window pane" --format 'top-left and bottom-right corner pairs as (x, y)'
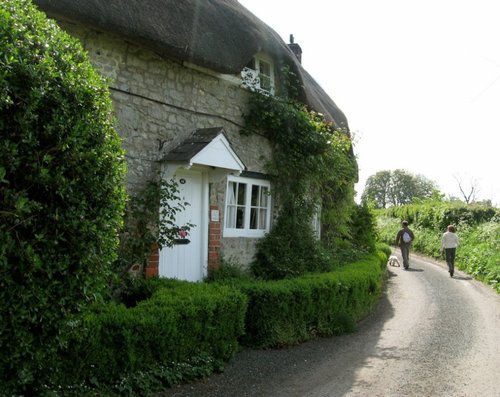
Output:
(227, 182), (236, 204)
(236, 207), (245, 228)
(259, 60), (270, 76)
(250, 208), (257, 229)
(259, 60), (271, 91)
(260, 187), (268, 206)
(251, 185), (259, 206)
(226, 205), (236, 228)
(258, 209), (267, 229)
(237, 183), (246, 205)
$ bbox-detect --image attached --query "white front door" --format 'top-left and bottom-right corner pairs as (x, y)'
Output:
(159, 168), (207, 281)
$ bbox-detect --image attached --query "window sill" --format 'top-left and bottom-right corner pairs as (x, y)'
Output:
(223, 229), (268, 238)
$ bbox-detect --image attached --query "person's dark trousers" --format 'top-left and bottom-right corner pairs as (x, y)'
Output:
(400, 243), (411, 268)
(445, 247), (456, 276)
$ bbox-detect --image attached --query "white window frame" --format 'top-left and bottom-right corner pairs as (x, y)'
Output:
(241, 54), (275, 95)
(223, 175), (271, 238)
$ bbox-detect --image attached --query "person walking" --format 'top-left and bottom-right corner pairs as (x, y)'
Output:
(396, 220), (415, 269)
(441, 224), (459, 277)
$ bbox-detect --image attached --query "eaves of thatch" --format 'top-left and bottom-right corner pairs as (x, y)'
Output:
(34, 0), (349, 129)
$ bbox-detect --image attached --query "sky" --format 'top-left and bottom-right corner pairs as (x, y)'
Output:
(238, 0), (500, 205)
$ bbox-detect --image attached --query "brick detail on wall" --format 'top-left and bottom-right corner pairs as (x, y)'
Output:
(145, 244), (159, 278)
(208, 205), (222, 272)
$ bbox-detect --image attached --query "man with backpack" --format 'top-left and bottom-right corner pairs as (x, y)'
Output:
(396, 220), (415, 269)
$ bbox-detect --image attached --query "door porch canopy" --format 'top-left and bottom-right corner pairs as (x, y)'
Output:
(162, 127), (245, 180)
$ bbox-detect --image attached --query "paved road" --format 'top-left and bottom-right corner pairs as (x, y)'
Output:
(159, 253), (500, 397)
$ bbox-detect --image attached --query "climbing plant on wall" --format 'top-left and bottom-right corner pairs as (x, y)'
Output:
(115, 177), (194, 278)
(242, 70), (358, 279)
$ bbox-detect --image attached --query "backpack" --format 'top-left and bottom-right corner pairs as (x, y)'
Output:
(402, 231), (412, 243)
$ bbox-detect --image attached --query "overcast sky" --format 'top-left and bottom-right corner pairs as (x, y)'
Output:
(238, 0), (500, 205)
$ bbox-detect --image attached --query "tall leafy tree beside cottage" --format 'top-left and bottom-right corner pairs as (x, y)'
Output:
(0, 0), (126, 393)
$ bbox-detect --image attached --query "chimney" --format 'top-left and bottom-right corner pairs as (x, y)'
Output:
(288, 34), (302, 63)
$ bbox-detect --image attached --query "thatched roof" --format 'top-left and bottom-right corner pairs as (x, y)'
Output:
(34, 0), (349, 128)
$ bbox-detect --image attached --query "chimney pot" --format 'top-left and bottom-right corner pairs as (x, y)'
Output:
(288, 34), (302, 63)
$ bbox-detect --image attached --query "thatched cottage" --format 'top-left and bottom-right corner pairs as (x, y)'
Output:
(34, 0), (351, 281)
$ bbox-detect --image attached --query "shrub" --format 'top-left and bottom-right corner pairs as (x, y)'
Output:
(0, 0), (126, 393)
(251, 214), (332, 279)
(205, 259), (253, 283)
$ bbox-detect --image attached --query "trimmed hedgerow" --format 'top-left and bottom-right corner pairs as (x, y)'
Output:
(238, 251), (387, 348)
(0, 0), (126, 394)
(55, 280), (248, 393)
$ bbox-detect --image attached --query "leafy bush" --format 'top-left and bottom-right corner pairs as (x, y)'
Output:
(251, 214), (332, 279)
(241, 252), (387, 347)
(0, 0), (126, 393)
(325, 202), (379, 264)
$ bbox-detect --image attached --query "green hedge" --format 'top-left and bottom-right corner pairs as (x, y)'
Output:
(42, 250), (388, 394)
(238, 252), (387, 347)
(385, 201), (498, 230)
(57, 281), (247, 391)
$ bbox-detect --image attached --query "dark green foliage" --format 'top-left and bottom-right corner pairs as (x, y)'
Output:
(55, 281), (247, 394)
(240, 252), (387, 347)
(324, 202), (378, 264)
(0, 0), (126, 393)
(205, 259), (253, 283)
(385, 200), (498, 230)
(348, 202), (378, 252)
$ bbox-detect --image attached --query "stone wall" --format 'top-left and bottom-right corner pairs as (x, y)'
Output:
(59, 22), (273, 267)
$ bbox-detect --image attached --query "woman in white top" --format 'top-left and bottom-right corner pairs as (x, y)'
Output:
(441, 225), (459, 277)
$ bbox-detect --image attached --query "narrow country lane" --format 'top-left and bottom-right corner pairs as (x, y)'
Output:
(158, 253), (500, 397)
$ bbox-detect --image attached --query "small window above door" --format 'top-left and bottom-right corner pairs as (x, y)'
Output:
(241, 54), (275, 95)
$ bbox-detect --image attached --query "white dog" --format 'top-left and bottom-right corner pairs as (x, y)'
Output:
(388, 255), (401, 267)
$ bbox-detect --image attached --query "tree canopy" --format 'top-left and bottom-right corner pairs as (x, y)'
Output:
(361, 169), (439, 208)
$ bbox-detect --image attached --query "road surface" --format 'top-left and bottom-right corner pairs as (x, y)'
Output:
(159, 253), (500, 397)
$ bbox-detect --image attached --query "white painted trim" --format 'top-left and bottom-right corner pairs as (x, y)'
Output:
(190, 134), (245, 172)
(201, 172), (209, 279)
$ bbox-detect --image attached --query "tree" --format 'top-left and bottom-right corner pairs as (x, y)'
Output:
(454, 174), (479, 204)
(361, 170), (392, 208)
(0, 0), (126, 393)
(362, 169), (439, 208)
